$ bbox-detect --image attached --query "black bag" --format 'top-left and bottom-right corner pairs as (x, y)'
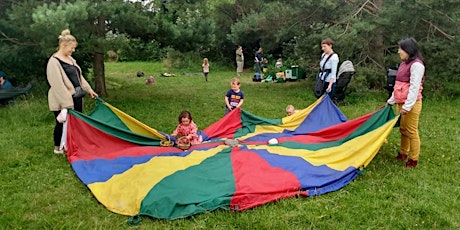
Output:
(312, 52), (335, 98)
(313, 73), (325, 98)
(253, 72), (262, 82)
(72, 86), (86, 98)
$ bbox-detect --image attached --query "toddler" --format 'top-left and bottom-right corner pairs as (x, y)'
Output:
(202, 58), (210, 82)
(225, 77), (244, 114)
(285, 105), (298, 116)
(171, 110), (202, 145)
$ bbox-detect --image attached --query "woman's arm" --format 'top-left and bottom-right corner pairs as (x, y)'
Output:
(326, 55), (339, 91)
(74, 60), (98, 98)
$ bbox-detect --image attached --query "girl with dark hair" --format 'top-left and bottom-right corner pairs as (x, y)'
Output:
(171, 110), (202, 145)
(387, 37), (425, 168)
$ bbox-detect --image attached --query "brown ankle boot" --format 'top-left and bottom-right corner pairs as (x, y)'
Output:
(396, 153), (408, 162)
(405, 159), (418, 168)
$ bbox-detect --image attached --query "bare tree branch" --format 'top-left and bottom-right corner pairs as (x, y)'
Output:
(422, 19), (455, 41)
(355, 55), (384, 69)
(420, 2), (455, 23)
(339, 22), (351, 36)
(353, 0), (377, 17)
(0, 31), (37, 46)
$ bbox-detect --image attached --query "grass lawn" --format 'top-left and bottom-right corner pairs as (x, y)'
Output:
(0, 62), (459, 229)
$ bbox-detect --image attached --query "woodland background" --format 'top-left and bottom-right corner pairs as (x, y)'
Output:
(0, 0), (459, 97)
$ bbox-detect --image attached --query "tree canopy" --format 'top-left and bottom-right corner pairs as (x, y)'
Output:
(1, 0), (459, 96)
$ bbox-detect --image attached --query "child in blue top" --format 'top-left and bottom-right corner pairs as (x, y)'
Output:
(224, 77), (244, 114)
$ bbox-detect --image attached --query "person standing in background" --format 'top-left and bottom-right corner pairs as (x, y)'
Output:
(319, 38), (339, 98)
(236, 46), (244, 77)
(254, 47), (263, 73)
(202, 58), (210, 82)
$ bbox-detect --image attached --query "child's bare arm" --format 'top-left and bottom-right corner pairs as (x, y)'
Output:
(225, 96), (232, 109)
(236, 99), (244, 108)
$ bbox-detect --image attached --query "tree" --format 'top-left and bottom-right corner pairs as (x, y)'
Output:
(153, 0), (216, 53)
(225, 0), (459, 93)
(1, 0), (459, 96)
(0, 0), (158, 96)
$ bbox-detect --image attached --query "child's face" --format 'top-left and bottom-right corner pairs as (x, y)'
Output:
(181, 117), (191, 125)
(231, 82), (240, 91)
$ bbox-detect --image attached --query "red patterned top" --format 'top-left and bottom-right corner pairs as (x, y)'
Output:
(171, 120), (202, 145)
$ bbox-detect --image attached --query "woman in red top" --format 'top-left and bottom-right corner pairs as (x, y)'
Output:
(387, 37), (425, 168)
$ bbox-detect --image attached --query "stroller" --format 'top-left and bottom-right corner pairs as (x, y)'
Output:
(332, 60), (355, 103)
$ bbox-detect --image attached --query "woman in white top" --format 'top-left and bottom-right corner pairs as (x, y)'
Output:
(319, 38), (339, 97)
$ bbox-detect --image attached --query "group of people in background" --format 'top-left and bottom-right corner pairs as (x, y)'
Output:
(227, 37), (424, 168)
(44, 29), (424, 168)
(204, 45), (283, 82)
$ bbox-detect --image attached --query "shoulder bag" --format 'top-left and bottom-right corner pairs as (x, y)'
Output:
(313, 53), (335, 98)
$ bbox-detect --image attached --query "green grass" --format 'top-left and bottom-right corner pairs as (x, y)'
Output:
(1, 62), (459, 229)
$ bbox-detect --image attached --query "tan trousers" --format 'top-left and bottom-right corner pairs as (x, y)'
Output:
(396, 100), (422, 160)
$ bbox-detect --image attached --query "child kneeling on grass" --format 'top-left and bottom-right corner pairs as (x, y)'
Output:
(171, 110), (202, 145)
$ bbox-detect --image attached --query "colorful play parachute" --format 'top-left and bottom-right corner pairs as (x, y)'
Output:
(63, 95), (398, 221)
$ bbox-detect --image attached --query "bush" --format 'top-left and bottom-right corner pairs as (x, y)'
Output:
(116, 39), (166, 62)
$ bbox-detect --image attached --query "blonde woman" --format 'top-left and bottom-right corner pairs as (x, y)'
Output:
(46, 29), (98, 154)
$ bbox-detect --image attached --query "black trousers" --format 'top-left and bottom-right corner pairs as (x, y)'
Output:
(52, 98), (83, 146)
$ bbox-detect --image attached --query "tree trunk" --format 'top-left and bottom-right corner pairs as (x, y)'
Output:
(93, 15), (107, 97)
(93, 51), (106, 97)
